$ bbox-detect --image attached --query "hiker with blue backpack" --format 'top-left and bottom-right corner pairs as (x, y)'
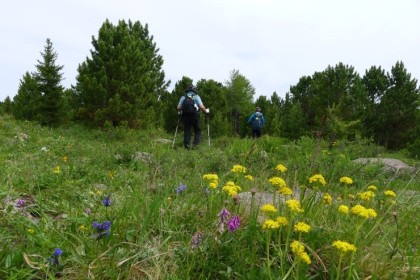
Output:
(177, 85), (209, 149)
(248, 107), (265, 138)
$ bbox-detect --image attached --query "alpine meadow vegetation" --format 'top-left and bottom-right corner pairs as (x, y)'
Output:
(0, 115), (419, 279)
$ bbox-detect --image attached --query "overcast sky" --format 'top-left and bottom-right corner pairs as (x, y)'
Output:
(1, 0), (419, 102)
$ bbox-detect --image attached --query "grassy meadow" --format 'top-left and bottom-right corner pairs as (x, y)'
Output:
(0, 114), (419, 279)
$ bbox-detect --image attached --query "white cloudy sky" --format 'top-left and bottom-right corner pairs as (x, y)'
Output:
(1, 0), (419, 102)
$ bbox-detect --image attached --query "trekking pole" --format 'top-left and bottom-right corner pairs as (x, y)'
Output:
(206, 113), (210, 147)
(172, 113), (182, 148)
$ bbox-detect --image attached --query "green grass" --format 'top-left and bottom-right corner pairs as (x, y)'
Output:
(0, 115), (419, 279)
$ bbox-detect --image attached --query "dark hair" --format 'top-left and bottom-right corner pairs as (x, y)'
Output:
(255, 107), (261, 112)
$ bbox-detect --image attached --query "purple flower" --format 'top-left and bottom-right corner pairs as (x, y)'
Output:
(218, 208), (230, 223)
(49, 248), (63, 265)
(92, 221), (111, 239)
(16, 199), (26, 208)
(228, 216), (240, 233)
(176, 182), (187, 194)
(102, 195), (111, 207)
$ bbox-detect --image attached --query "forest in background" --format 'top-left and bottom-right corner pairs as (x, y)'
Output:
(0, 19), (418, 156)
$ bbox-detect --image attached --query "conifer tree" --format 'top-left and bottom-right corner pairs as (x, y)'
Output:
(13, 72), (42, 121)
(376, 61), (419, 149)
(75, 19), (169, 128)
(35, 38), (65, 126)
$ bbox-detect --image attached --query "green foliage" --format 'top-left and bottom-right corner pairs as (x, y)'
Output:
(35, 38), (65, 127)
(75, 19), (169, 128)
(1, 117), (418, 279)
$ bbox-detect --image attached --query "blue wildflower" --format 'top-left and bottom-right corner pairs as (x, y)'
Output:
(176, 182), (187, 194)
(102, 195), (111, 207)
(92, 221), (111, 239)
(49, 248), (63, 265)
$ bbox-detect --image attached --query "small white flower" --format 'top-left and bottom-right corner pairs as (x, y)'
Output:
(41, 147), (49, 152)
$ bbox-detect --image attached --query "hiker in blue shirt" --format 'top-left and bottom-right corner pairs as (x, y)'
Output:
(247, 107), (265, 138)
(177, 85), (209, 149)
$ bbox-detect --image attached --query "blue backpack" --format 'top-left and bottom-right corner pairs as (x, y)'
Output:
(252, 113), (263, 130)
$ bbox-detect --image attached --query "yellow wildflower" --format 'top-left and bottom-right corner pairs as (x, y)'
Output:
(340, 176), (353, 185)
(358, 191), (375, 201)
(323, 193), (333, 205)
(338, 205), (349, 214)
(348, 194), (355, 200)
(63, 156), (68, 163)
(384, 190), (396, 197)
(231, 165), (247, 173)
(79, 225), (87, 231)
(96, 190), (103, 195)
(53, 166), (61, 174)
(275, 164), (287, 173)
(332, 240), (357, 253)
(308, 174), (327, 186)
(286, 199), (304, 213)
(350, 204), (377, 219)
(290, 240), (311, 265)
(262, 219), (280, 230)
(244, 175), (254, 181)
(222, 182), (242, 196)
(260, 204), (277, 214)
(294, 221), (311, 233)
(278, 187), (293, 196)
(367, 185), (377, 191)
(268, 177), (287, 188)
(276, 216), (288, 226)
(27, 228), (35, 234)
(203, 173), (219, 186)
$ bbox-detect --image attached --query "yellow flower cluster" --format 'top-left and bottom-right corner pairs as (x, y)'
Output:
(261, 204), (277, 214)
(222, 181), (242, 196)
(332, 240), (357, 253)
(308, 174), (326, 186)
(278, 186), (293, 196)
(275, 164), (287, 173)
(262, 219), (280, 230)
(338, 205), (349, 214)
(286, 199), (304, 213)
(262, 216), (289, 230)
(244, 175), (254, 181)
(367, 185), (377, 191)
(322, 193), (332, 205)
(276, 216), (288, 226)
(384, 190), (396, 197)
(203, 173), (219, 189)
(357, 191), (375, 201)
(294, 222), (311, 233)
(231, 165), (247, 173)
(290, 240), (311, 265)
(339, 176), (353, 185)
(350, 204), (377, 219)
(268, 177), (287, 189)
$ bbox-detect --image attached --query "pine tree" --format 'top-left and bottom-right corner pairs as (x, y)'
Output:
(13, 72), (42, 121)
(35, 38), (65, 126)
(376, 61), (419, 149)
(75, 19), (169, 128)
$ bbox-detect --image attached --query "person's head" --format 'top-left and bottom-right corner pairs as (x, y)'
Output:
(186, 85), (198, 94)
(255, 107), (261, 112)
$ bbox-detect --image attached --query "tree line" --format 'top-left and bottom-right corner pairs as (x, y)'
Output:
(0, 19), (419, 156)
